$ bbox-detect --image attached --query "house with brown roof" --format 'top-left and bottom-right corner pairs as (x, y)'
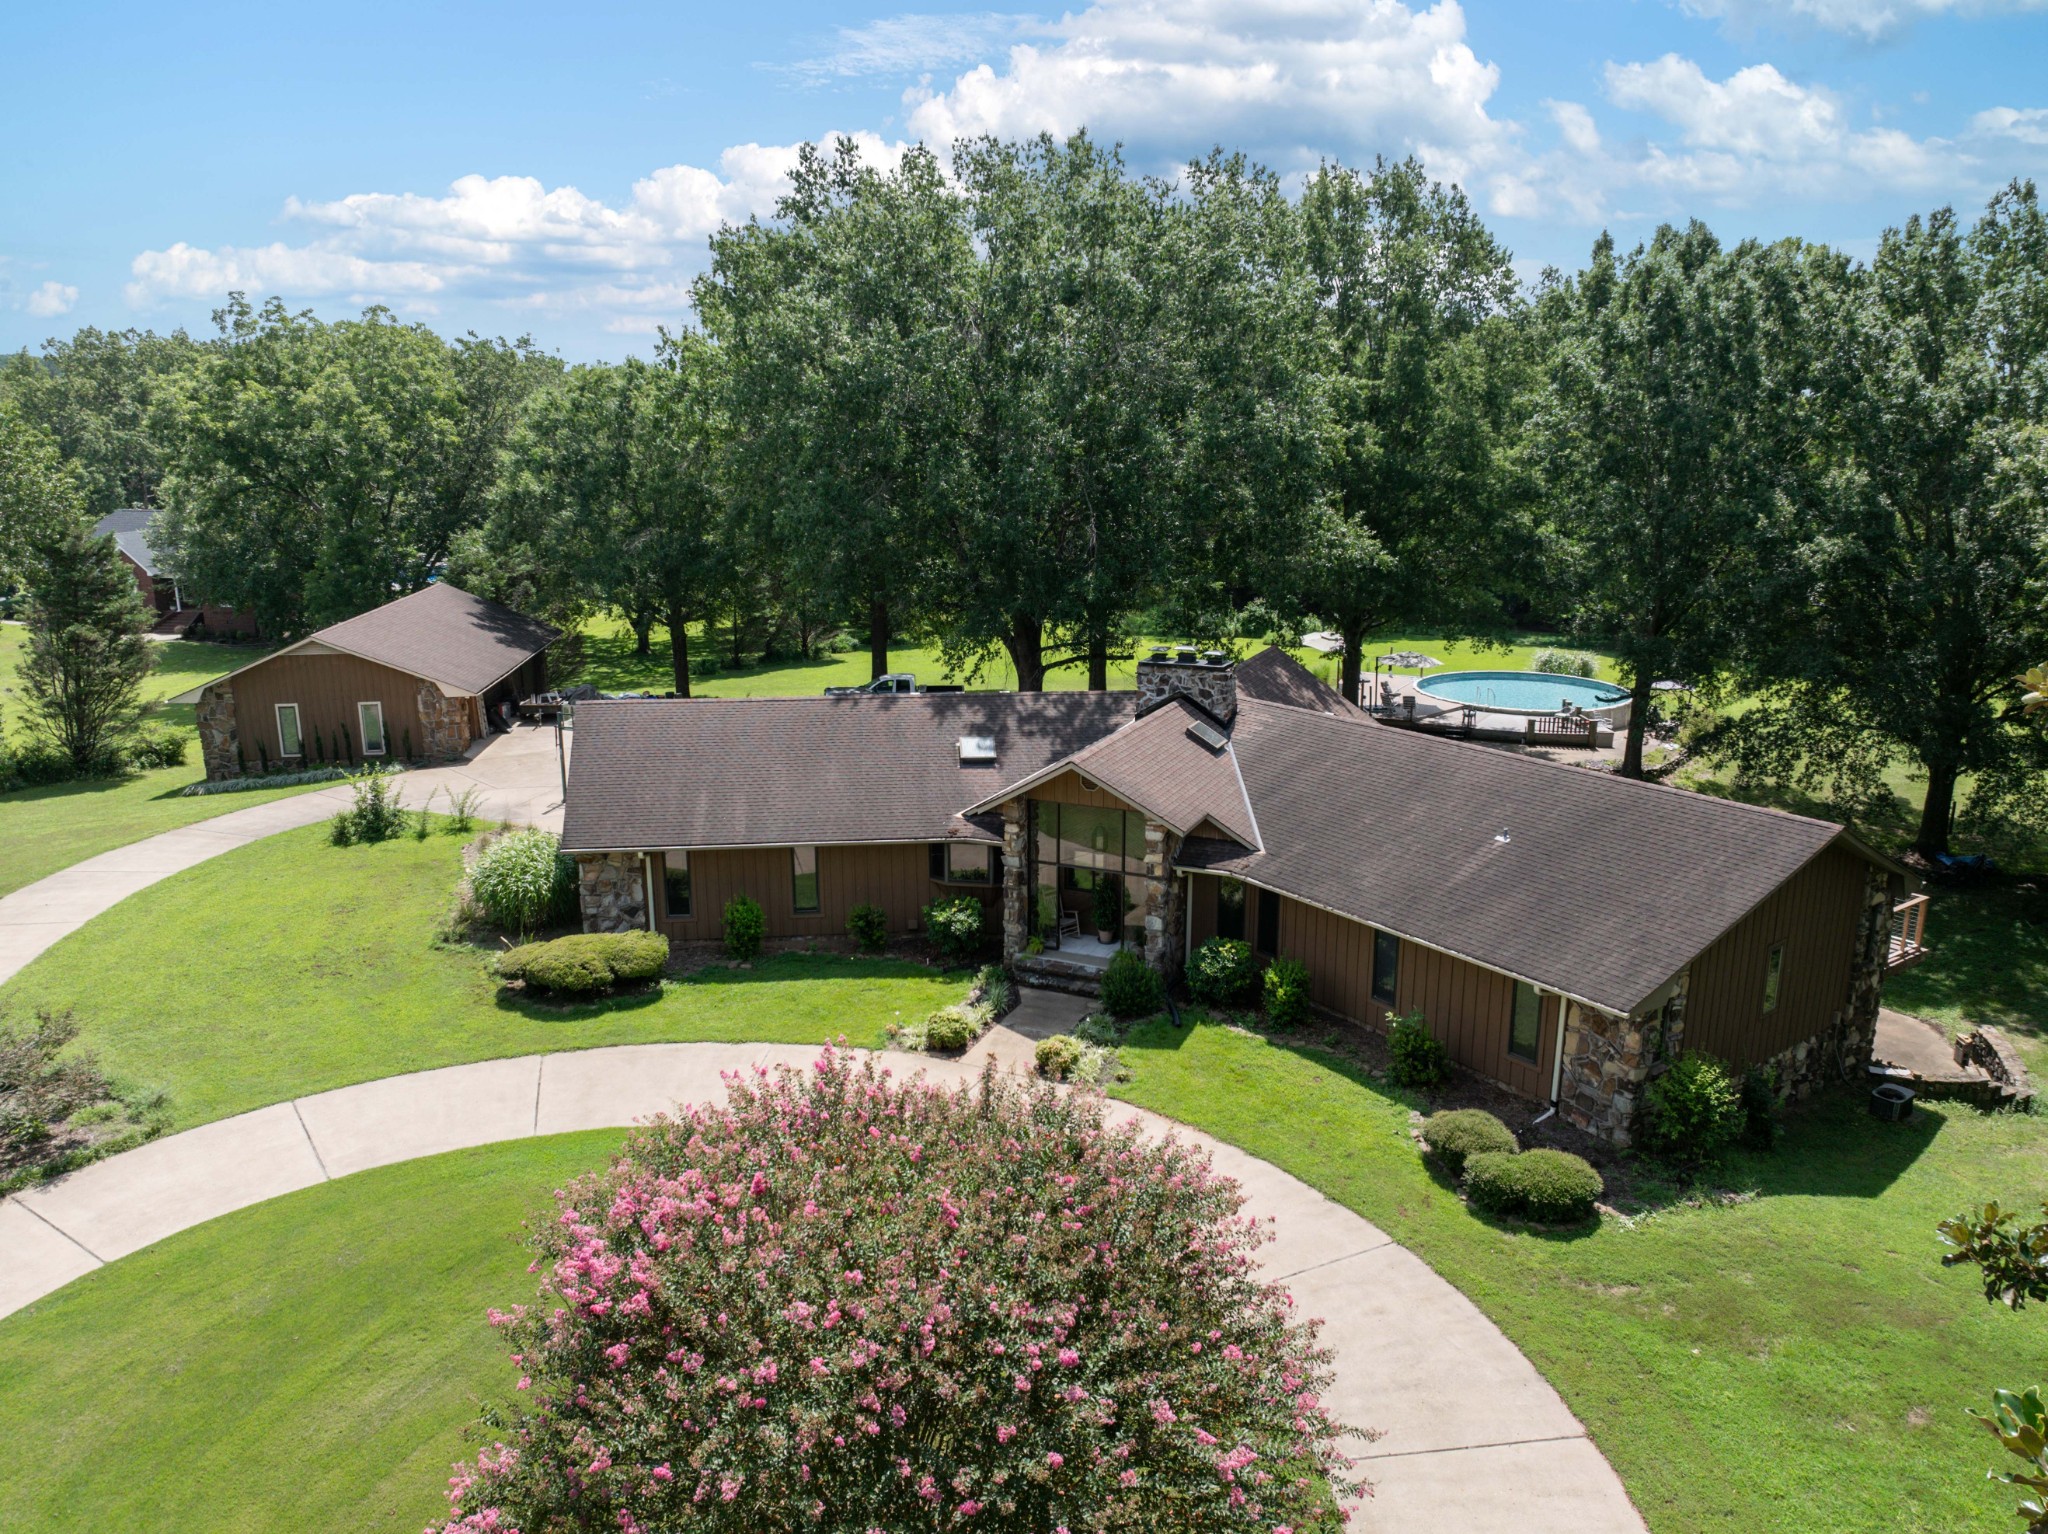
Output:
(92, 508), (259, 636)
(195, 583), (558, 778)
(560, 645), (1919, 1145)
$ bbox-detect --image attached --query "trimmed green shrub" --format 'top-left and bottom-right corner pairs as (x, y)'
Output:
(1035, 1034), (1085, 1080)
(923, 1004), (980, 1051)
(1640, 1051), (1745, 1163)
(1531, 648), (1599, 678)
(1387, 1011), (1452, 1089)
(127, 731), (187, 770)
(1464, 1148), (1605, 1224)
(468, 830), (578, 934)
(1421, 1109), (1518, 1176)
(1186, 937), (1257, 1007)
(722, 894), (766, 962)
(847, 902), (889, 953)
(1262, 955), (1313, 1029)
(498, 931), (670, 993)
(1100, 949), (1164, 1018)
(921, 895), (985, 962)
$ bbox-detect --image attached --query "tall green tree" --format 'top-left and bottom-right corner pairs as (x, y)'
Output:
(484, 341), (726, 695)
(0, 326), (207, 518)
(1725, 186), (2048, 852)
(19, 523), (154, 771)
(931, 132), (1186, 690)
(1539, 224), (1826, 777)
(156, 296), (555, 635)
(0, 399), (88, 594)
(699, 140), (969, 681)
(1288, 157), (1529, 706)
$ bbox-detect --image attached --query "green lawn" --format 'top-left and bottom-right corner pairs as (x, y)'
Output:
(1109, 1017), (2046, 1534)
(0, 622), (328, 899)
(0, 1133), (622, 1534)
(575, 613), (1616, 698)
(0, 822), (970, 1130)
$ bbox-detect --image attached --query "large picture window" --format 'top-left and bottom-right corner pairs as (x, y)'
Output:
(663, 853), (691, 920)
(1215, 879), (1246, 941)
(1029, 799), (1157, 953)
(275, 702), (302, 758)
(358, 700), (387, 756)
(948, 842), (993, 883)
(1371, 928), (1400, 1007)
(791, 846), (820, 914)
(1510, 982), (1541, 1063)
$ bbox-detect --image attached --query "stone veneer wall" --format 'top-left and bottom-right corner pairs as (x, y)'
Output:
(577, 852), (649, 934)
(198, 681), (241, 780)
(1556, 977), (1685, 1148)
(1000, 801), (1031, 960)
(1135, 657), (1236, 724)
(1138, 819), (1184, 980)
(416, 679), (474, 761)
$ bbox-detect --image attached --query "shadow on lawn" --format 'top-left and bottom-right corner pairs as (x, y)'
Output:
(1885, 879), (2048, 1062)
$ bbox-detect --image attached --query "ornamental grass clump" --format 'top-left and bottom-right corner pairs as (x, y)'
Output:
(432, 1050), (1360, 1533)
(469, 829), (578, 935)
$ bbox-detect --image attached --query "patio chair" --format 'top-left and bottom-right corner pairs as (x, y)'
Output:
(1057, 908), (1082, 940)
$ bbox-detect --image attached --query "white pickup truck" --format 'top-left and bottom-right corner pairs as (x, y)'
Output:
(823, 673), (965, 697)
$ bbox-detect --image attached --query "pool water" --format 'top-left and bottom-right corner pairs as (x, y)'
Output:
(1414, 670), (1629, 714)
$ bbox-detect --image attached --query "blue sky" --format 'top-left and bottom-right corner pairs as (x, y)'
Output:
(6, 0), (2046, 360)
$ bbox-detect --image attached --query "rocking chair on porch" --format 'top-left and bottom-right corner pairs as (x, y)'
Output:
(1057, 908), (1082, 940)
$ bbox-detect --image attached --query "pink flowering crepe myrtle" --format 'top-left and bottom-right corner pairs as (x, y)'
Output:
(433, 1047), (1366, 1533)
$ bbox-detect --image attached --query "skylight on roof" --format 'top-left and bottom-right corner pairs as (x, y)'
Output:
(958, 735), (997, 763)
(1186, 719), (1229, 752)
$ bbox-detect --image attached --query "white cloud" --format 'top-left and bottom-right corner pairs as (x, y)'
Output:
(124, 132), (908, 318)
(1974, 106), (2048, 146)
(1546, 100), (1601, 156)
(901, 0), (1528, 211)
(24, 280), (78, 316)
(783, 12), (1042, 84)
(1586, 54), (1968, 202)
(1682, 0), (2048, 42)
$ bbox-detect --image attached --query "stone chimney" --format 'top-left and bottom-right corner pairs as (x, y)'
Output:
(1135, 646), (1236, 724)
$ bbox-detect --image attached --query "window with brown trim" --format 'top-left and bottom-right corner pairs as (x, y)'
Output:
(1763, 944), (1784, 1013)
(1371, 928), (1399, 1007)
(1510, 982), (1541, 1063)
(792, 846), (820, 914)
(663, 853), (691, 920)
(1215, 879), (1246, 941)
(1254, 887), (1279, 957)
(275, 702), (302, 758)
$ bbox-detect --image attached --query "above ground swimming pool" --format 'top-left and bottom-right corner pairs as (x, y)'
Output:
(1412, 669), (1632, 721)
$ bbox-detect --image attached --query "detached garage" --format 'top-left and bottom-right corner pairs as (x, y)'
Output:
(195, 583), (558, 779)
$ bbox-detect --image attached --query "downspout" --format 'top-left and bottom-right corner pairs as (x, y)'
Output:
(641, 854), (655, 934)
(1533, 993), (1568, 1123)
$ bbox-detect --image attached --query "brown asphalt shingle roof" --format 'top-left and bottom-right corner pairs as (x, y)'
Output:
(562, 691), (1133, 852)
(1234, 646), (1365, 718)
(1175, 699), (1858, 1015)
(1058, 699), (1259, 845)
(305, 584), (558, 695)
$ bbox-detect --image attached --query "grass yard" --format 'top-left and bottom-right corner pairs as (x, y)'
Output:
(0, 1133), (623, 1534)
(1109, 1017), (2048, 1534)
(0, 622), (327, 899)
(0, 821), (969, 1130)
(575, 613), (1617, 698)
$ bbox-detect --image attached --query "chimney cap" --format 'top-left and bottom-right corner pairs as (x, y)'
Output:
(1148, 646), (1169, 661)
(1201, 650), (1228, 666)
(1174, 645), (1198, 663)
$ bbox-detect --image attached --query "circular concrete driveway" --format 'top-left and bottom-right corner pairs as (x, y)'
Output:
(0, 1034), (1646, 1534)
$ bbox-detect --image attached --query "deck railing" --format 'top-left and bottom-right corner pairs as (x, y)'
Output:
(1888, 894), (1930, 971)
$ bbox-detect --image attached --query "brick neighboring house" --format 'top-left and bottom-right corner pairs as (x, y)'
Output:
(559, 645), (1921, 1145)
(195, 583), (557, 779)
(91, 508), (259, 637)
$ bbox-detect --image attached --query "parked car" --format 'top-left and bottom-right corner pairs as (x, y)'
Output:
(824, 673), (965, 697)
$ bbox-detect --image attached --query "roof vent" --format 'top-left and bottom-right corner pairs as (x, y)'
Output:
(1186, 718), (1229, 752)
(1493, 830), (1511, 844)
(958, 735), (997, 764)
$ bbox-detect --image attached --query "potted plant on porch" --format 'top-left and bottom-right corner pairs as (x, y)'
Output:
(1091, 874), (1123, 945)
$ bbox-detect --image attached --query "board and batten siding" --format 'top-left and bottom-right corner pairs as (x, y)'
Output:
(1680, 842), (1868, 1069)
(652, 844), (985, 942)
(231, 652), (469, 764)
(1027, 769), (1141, 812)
(1188, 871), (1559, 1100)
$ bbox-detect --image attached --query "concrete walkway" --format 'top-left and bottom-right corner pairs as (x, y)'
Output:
(0, 1037), (1643, 1532)
(0, 724), (567, 985)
